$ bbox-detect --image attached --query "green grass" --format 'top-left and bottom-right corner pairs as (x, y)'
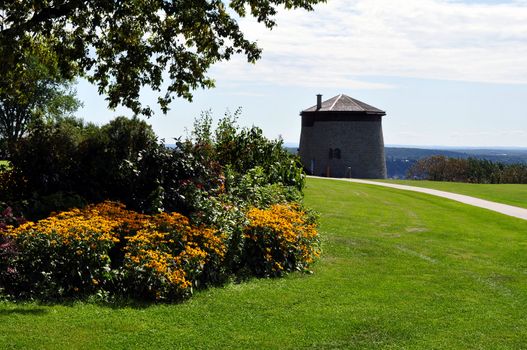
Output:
(381, 179), (527, 209)
(2, 178), (527, 349)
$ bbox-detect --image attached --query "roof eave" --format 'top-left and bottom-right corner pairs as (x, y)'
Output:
(300, 110), (386, 116)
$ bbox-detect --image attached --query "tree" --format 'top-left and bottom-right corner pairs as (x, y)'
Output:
(0, 38), (81, 156)
(0, 0), (325, 116)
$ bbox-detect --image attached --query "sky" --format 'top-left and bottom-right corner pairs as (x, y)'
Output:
(75, 0), (527, 148)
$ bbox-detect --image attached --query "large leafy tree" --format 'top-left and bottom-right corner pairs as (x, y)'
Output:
(0, 0), (324, 116)
(0, 38), (81, 156)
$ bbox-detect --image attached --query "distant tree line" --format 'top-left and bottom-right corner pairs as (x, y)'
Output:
(407, 156), (527, 184)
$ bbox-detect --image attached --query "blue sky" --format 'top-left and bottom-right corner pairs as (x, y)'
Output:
(75, 0), (527, 147)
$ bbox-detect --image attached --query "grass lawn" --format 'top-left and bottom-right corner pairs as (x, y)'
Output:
(2, 177), (527, 349)
(381, 179), (527, 209)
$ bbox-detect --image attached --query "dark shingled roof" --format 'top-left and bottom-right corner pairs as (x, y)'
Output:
(302, 94), (386, 115)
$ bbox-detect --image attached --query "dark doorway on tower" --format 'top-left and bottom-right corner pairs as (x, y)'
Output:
(329, 148), (341, 159)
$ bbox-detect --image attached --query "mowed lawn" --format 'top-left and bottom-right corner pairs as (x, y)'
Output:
(2, 177), (527, 349)
(381, 179), (527, 209)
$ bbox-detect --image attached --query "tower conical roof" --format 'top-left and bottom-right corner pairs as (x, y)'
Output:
(302, 94), (385, 115)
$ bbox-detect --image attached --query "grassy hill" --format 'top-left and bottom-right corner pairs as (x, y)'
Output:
(382, 179), (527, 209)
(2, 178), (527, 349)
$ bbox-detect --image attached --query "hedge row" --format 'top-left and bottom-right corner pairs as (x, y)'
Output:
(408, 155), (527, 184)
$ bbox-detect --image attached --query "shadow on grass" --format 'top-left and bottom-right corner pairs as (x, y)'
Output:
(0, 308), (49, 316)
(1, 292), (193, 310)
(0, 273), (305, 310)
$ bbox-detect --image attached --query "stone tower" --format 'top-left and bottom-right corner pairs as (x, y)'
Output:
(299, 94), (387, 179)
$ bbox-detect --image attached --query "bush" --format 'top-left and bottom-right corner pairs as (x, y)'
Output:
(213, 111), (305, 191)
(1, 201), (320, 301)
(6, 116), (167, 216)
(123, 212), (226, 300)
(243, 204), (320, 277)
(407, 155), (527, 184)
(7, 117), (92, 199)
(0, 204), (26, 231)
(0, 205), (26, 293)
(3, 205), (121, 299)
(225, 166), (302, 208)
(0, 234), (17, 295)
(1, 111), (319, 302)
(78, 116), (165, 212)
(5, 112), (306, 218)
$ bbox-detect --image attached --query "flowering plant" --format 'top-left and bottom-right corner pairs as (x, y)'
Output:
(244, 204), (320, 277)
(123, 212), (226, 300)
(4, 204), (123, 298)
(1, 200), (320, 301)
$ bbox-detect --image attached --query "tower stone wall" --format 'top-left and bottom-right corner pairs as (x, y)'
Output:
(299, 94), (387, 179)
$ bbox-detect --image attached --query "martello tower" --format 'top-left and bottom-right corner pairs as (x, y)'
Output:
(299, 94), (387, 179)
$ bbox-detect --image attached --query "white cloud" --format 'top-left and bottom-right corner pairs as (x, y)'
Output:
(212, 0), (527, 87)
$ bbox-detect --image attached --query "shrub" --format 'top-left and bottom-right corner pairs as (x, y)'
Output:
(407, 155), (527, 184)
(226, 166), (302, 209)
(123, 212), (226, 300)
(243, 204), (320, 277)
(1, 111), (320, 301)
(0, 233), (18, 296)
(6, 116), (167, 215)
(161, 139), (224, 216)
(3, 204), (122, 299)
(1, 201), (321, 301)
(80, 116), (165, 212)
(7, 117), (93, 199)
(213, 112), (305, 191)
(0, 204), (27, 231)
(5, 113), (306, 218)
(0, 205), (26, 293)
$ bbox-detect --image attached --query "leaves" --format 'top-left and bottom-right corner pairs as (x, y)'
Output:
(0, 0), (325, 115)
(0, 37), (81, 151)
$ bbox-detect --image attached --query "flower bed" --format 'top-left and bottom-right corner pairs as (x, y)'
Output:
(1, 201), (319, 301)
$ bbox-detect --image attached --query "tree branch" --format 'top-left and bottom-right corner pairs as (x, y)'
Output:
(1, 1), (80, 38)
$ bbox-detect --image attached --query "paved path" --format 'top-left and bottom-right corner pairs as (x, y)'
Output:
(310, 176), (527, 221)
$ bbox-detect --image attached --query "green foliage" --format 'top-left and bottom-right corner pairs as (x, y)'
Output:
(196, 110), (305, 191)
(408, 155), (527, 184)
(1, 0), (325, 116)
(1, 112), (316, 301)
(6, 116), (165, 216)
(1, 200), (319, 301)
(9, 117), (91, 198)
(159, 110), (305, 221)
(0, 37), (81, 152)
(81, 116), (165, 211)
(5, 111), (305, 219)
(227, 166), (302, 208)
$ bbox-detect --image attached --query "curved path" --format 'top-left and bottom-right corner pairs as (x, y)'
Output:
(310, 176), (527, 221)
